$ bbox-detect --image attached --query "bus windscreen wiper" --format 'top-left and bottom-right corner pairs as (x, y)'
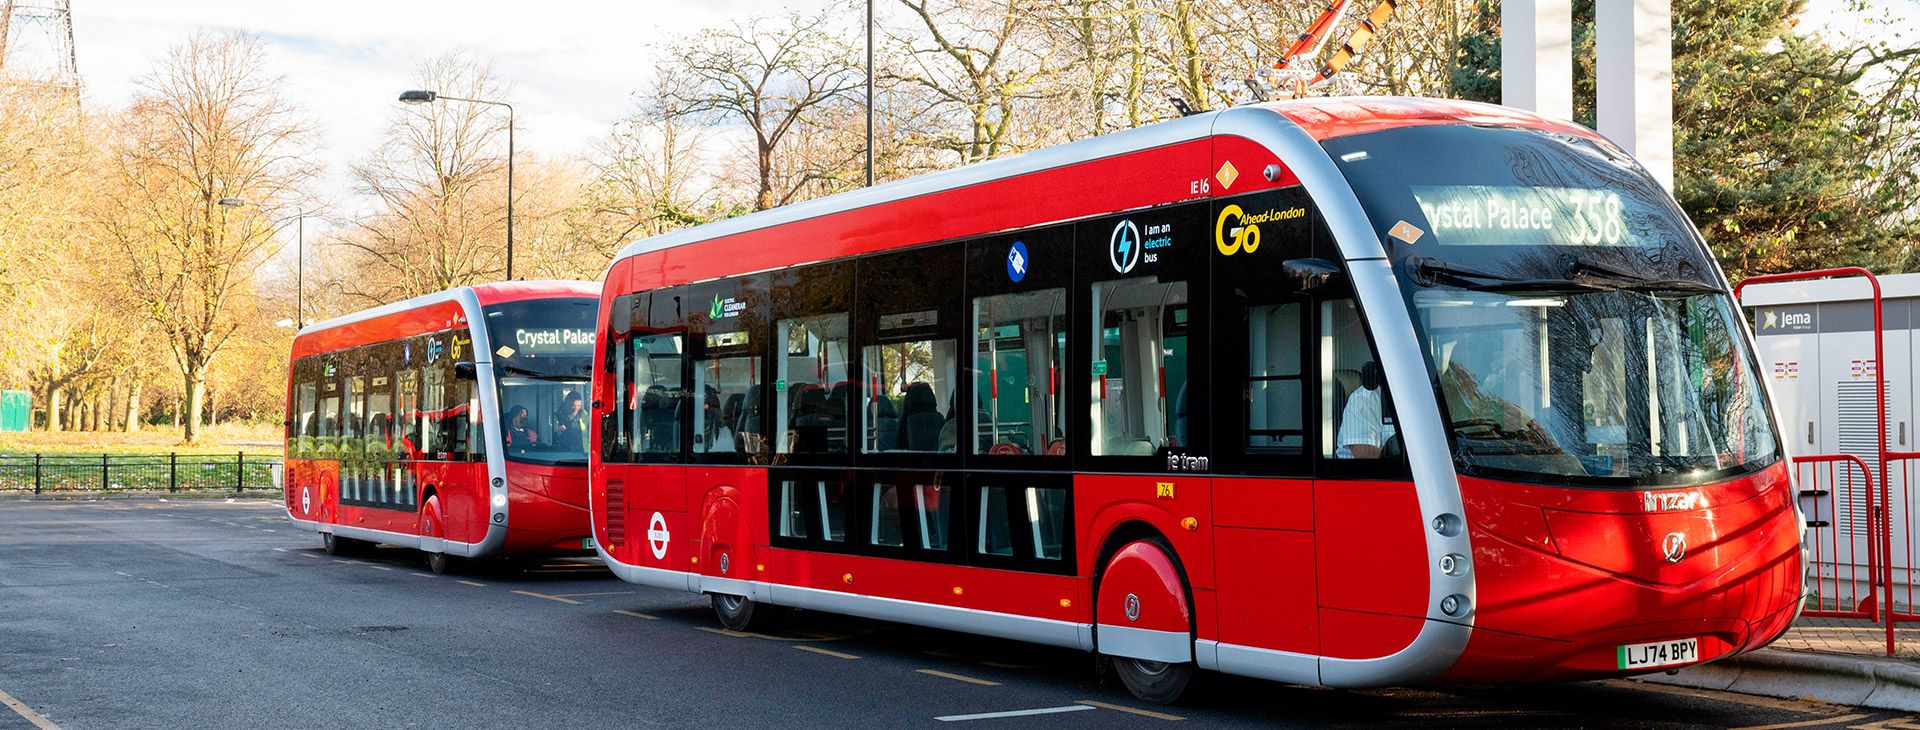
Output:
(498, 363), (588, 380)
(1565, 257), (1723, 294)
(1410, 257), (1610, 293)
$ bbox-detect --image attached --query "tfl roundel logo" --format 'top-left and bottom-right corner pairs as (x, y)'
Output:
(1109, 220), (1141, 274)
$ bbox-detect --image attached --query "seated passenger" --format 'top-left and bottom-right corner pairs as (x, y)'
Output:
(1336, 362), (1395, 459)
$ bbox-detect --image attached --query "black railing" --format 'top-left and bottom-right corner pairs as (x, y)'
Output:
(0, 453), (280, 494)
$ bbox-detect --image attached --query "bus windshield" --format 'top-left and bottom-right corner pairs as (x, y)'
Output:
(1326, 124), (1781, 486)
(1413, 286), (1776, 484)
(482, 297), (598, 466)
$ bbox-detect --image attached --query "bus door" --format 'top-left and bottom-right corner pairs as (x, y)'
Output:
(1207, 188), (1320, 655)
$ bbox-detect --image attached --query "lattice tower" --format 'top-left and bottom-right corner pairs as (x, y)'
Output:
(0, 0), (80, 92)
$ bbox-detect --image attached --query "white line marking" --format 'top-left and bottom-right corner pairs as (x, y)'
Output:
(0, 686), (62, 729)
(613, 610), (658, 620)
(457, 580), (486, 587)
(937, 705), (1094, 722)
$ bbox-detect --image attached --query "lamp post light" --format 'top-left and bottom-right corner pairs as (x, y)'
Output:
(400, 89), (516, 280)
(224, 198), (312, 328)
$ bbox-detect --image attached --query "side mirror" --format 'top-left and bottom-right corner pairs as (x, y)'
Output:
(453, 361), (478, 381)
(1283, 258), (1342, 293)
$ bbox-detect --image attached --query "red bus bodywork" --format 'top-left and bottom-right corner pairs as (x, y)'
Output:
(589, 97), (1802, 690)
(284, 281), (599, 561)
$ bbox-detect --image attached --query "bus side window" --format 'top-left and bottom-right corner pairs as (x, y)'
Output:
(776, 314), (850, 456)
(1247, 302), (1306, 454)
(422, 352), (447, 459)
(603, 294), (635, 464)
(633, 332), (687, 463)
(1090, 278), (1190, 456)
(394, 368), (420, 460)
(972, 289), (1067, 457)
(293, 375), (317, 458)
(1322, 298), (1397, 460)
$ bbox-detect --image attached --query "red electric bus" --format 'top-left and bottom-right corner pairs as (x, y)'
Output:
(588, 97), (1803, 702)
(285, 281), (600, 573)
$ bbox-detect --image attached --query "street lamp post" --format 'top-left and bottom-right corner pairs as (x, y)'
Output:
(221, 197), (311, 327)
(399, 89), (516, 280)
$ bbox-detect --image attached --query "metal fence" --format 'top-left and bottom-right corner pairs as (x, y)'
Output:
(0, 453), (281, 494)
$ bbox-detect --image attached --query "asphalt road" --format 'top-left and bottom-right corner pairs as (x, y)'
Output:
(0, 498), (1901, 729)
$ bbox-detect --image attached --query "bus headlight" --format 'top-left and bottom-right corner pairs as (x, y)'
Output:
(491, 494), (507, 507)
(1439, 553), (1467, 576)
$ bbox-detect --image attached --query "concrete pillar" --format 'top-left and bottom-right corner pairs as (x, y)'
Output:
(1502, 0), (1574, 121)
(1597, 0), (1674, 190)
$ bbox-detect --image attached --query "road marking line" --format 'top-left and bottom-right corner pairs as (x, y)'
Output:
(794, 645), (859, 660)
(408, 572), (435, 578)
(512, 590), (581, 605)
(457, 580), (486, 587)
(1077, 700), (1184, 722)
(369, 565), (395, 571)
(272, 547), (288, 552)
(1846, 720), (1920, 730)
(299, 553), (323, 558)
(113, 571), (131, 577)
(550, 591), (635, 598)
(613, 610), (659, 620)
(1728, 715), (1872, 730)
(0, 686), (62, 729)
(916, 669), (1001, 687)
(697, 627), (752, 638)
(936, 705), (1093, 722)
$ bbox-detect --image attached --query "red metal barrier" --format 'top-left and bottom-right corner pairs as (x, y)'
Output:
(1740, 268), (1893, 654)
(1793, 454), (1880, 620)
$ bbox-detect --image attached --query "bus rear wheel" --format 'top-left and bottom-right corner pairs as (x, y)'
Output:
(322, 532), (364, 556)
(1110, 656), (1197, 704)
(424, 551), (460, 574)
(711, 592), (786, 632)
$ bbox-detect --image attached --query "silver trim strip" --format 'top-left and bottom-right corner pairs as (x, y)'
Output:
(593, 538), (1091, 650)
(1209, 640), (1324, 686)
(770, 583), (1091, 651)
(1096, 624), (1191, 664)
(1214, 105), (1477, 686)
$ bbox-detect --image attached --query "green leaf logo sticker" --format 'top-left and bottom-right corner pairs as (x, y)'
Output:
(710, 294), (724, 320)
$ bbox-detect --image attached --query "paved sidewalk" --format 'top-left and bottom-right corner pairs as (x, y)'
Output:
(1645, 616), (1920, 711)
(1773, 615), (1920, 658)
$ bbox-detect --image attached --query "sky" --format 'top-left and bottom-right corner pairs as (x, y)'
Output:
(22, 0), (1920, 241)
(58, 0), (839, 233)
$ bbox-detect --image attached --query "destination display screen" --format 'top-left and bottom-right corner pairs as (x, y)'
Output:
(1411, 185), (1644, 247)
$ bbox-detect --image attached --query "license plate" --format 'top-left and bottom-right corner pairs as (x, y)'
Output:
(581, 537), (595, 549)
(1617, 638), (1699, 670)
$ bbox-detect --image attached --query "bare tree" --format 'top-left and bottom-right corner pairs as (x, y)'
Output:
(338, 54), (511, 304)
(887, 0), (1059, 164)
(94, 31), (315, 443)
(661, 12), (864, 211)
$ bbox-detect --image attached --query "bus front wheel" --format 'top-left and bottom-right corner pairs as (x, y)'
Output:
(711, 592), (786, 632)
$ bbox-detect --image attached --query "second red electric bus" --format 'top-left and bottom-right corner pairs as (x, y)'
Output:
(284, 281), (601, 572)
